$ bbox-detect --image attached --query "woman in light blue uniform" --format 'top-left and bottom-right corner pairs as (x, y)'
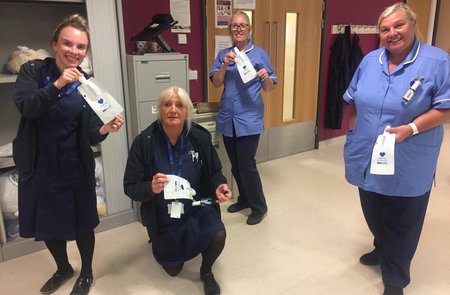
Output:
(343, 3), (450, 295)
(209, 10), (277, 225)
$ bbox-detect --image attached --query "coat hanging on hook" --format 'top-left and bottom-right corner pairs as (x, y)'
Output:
(325, 25), (364, 129)
(351, 33), (364, 74)
(324, 25), (352, 129)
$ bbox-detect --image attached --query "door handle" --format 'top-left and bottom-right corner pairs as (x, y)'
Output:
(273, 21), (279, 72)
(266, 21), (272, 57)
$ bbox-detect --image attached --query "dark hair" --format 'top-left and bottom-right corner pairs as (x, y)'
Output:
(51, 14), (90, 48)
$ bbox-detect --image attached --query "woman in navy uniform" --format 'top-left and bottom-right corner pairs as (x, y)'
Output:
(124, 86), (232, 295)
(13, 14), (124, 295)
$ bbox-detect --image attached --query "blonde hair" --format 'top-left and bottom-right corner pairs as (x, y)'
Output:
(52, 14), (90, 48)
(157, 86), (194, 132)
(229, 10), (251, 32)
(377, 3), (423, 41)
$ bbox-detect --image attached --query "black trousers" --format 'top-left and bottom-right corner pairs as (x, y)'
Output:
(222, 133), (267, 215)
(359, 188), (430, 288)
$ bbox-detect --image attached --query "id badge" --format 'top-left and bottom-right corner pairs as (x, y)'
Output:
(370, 127), (395, 175)
(168, 201), (184, 219)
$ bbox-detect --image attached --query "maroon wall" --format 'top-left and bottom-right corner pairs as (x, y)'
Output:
(121, 0), (402, 140)
(121, 0), (204, 102)
(319, 0), (402, 141)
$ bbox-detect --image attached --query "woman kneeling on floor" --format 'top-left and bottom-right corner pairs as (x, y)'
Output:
(123, 86), (232, 295)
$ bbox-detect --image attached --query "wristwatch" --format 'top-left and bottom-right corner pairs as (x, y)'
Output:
(408, 122), (419, 135)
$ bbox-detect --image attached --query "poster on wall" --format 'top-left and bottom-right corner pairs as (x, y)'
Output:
(233, 0), (255, 9)
(215, 35), (233, 58)
(215, 0), (232, 28)
(170, 0), (191, 33)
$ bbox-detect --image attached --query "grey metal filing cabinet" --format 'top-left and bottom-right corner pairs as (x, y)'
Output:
(194, 112), (233, 193)
(126, 53), (189, 139)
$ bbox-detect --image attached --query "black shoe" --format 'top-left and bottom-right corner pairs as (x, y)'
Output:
(227, 202), (249, 213)
(246, 211), (266, 225)
(200, 272), (220, 295)
(70, 275), (93, 295)
(383, 284), (403, 295)
(40, 266), (74, 294)
(359, 249), (379, 266)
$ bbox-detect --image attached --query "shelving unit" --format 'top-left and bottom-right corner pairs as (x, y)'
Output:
(0, 158), (14, 170)
(0, 0), (135, 261)
(0, 75), (16, 84)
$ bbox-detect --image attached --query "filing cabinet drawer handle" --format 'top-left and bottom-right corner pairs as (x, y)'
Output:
(155, 73), (171, 83)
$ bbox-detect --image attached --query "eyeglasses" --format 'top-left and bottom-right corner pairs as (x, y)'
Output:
(230, 23), (249, 30)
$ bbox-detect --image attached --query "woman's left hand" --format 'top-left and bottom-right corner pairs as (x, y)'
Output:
(256, 68), (274, 91)
(388, 109), (450, 143)
(215, 184), (232, 203)
(386, 125), (413, 143)
(256, 68), (270, 80)
(99, 114), (124, 135)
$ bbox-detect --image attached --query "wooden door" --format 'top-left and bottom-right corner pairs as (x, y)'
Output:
(253, 0), (323, 129)
(407, 0), (433, 42)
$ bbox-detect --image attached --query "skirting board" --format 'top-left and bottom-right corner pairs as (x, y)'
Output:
(0, 209), (135, 262)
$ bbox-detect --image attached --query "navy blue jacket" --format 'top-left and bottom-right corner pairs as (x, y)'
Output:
(12, 58), (107, 187)
(123, 120), (226, 240)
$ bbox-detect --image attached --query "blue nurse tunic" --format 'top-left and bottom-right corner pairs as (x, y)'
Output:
(18, 67), (99, 241)
(343, 39), (450, 197)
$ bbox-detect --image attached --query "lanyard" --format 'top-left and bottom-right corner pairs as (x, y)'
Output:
(43, 62), (81, 96)
(59, 81), (80, 96)
(165, 134), (184, 176)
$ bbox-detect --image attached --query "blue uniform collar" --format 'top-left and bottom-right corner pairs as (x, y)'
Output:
(379, 38), (421, 74)
(231, 41), (254, 54)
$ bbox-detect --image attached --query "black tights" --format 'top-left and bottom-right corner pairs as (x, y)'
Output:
(201, 229), (226, 274)
(45, 231), (95, 278)
(162, 229), (226, 277)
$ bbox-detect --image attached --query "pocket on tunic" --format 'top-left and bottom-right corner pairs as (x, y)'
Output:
(394, 141), (440, 194)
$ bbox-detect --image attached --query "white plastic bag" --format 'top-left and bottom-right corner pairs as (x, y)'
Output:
(80, 55), (93, 75)
(164, 175), (196, 200)
(7, 45), (51, 74)
(78, 76), (124, 124)
(234, 47), (257, 83)
(370, 126), (395, 175)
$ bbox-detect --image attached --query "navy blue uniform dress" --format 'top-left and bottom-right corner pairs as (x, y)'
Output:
(17, 60), (99, 241)
(151, 131), (224, 267)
